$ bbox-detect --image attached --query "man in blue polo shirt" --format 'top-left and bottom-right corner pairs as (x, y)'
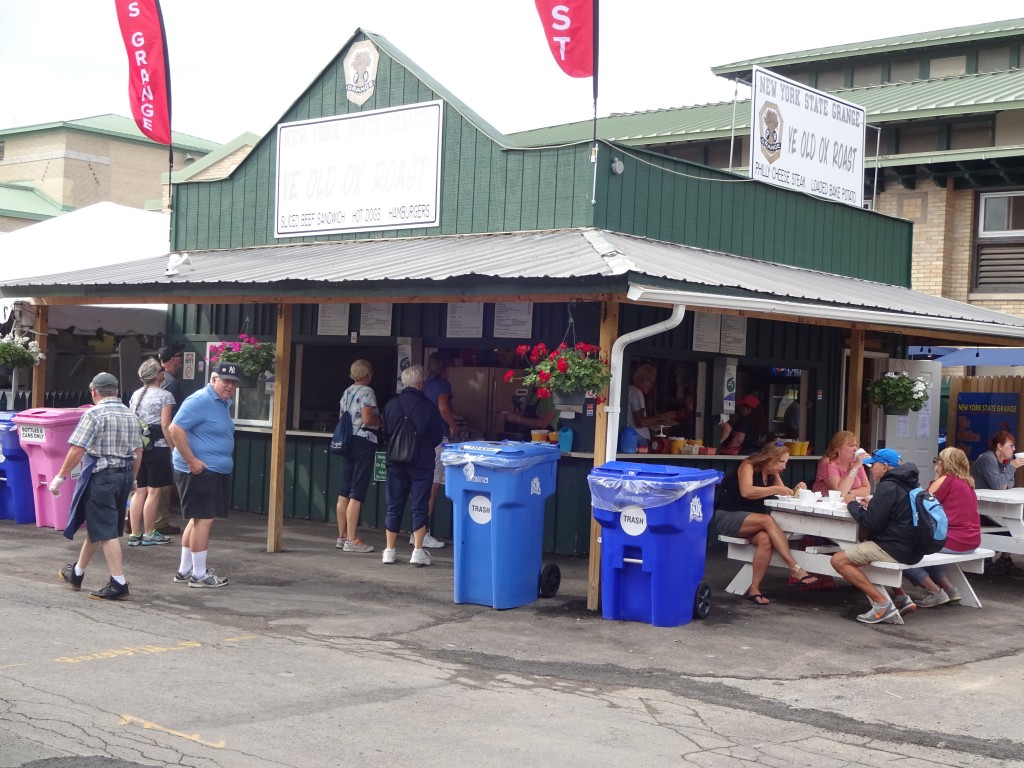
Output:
(166, 361), (239, 588)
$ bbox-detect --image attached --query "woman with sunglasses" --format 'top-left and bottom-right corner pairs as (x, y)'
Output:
(812, 430), (870, 503)
(716, 440), (821, 605)
(894, 448), (982, 611)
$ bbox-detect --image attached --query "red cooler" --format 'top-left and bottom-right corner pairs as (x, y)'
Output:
(12, 407), (89, 529)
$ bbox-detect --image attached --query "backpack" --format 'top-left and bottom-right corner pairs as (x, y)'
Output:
(386, 398), (425, 464)
(329, 409), (354, 457)
(329, 386), (366, 457)
(907, 486), (948, 555)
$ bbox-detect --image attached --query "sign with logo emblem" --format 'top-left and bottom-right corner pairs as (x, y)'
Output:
(749, 66), (865, 208)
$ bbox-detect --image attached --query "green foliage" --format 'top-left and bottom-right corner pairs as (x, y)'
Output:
(506, 342), (611, 400)
(866, 372), (929, 412)
(208, 334), (275, 378)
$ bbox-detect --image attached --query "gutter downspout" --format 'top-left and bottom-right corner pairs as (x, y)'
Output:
(604, 304), (687, 461)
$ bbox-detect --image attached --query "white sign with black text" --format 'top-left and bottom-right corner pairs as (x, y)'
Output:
(749, 66), (866, 208)
(275, 101), (443, 237)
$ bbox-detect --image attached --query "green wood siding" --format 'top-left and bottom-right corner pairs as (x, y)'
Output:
(594, 149), (912, 285)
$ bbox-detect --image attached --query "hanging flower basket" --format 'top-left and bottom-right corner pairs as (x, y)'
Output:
(551, 389), (587, 408)
(504, 342), (611, 402)
(0, 332), (45, 370)
(866, 371), (928, 413)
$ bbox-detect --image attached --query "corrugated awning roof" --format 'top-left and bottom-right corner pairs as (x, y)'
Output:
(3, 228), (1024, 341)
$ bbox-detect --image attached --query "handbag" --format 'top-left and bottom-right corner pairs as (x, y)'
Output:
(329, 410), (354, 457)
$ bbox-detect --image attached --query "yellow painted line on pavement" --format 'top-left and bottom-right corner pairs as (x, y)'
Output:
(120, 714), (225, 748)
(222, 635), (258, 642)
(55, 640), (202, 664)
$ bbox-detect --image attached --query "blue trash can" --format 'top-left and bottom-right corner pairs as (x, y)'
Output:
(590, 462), (722, 627)
(442, 441), (560, 609)
(0, 411), (35, 524)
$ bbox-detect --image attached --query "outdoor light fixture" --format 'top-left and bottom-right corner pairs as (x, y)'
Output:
(165, 252), (192, 277)
(610, 157), (624, 175)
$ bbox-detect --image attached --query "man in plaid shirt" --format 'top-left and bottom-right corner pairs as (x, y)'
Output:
(53, 372), (143, 600)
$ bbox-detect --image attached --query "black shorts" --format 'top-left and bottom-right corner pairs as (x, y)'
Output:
(338, 434), (376, 502)
(174, 469), (232, 520)
(137, 446), (173, 489)
(83, 468), (131, 542)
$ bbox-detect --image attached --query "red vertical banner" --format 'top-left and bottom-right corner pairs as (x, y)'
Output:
(113, 0), (172, 145)
(533, 0), (595, 78)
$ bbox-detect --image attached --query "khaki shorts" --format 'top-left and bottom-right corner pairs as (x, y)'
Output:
(843, 540), (897, 566)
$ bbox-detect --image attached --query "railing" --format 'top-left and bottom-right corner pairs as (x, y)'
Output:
(0, 390), (126, 411)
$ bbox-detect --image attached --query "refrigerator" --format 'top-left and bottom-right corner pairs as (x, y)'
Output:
(447, 367), (528, 440)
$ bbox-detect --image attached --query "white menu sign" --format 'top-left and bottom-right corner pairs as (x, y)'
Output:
(317, 304), (350, 336)
(719, 316), (748, 355)
(360, 303), (393, 337)
(446, 302), (484, 338)
(493, 302), (533, 338)
(693, 312), (721, 352)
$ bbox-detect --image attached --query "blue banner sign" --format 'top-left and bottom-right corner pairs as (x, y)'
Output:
(955, 392), (1020, 460)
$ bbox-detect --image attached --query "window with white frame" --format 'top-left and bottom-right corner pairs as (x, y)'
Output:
(205, 341), (275, 427)
(974, 192), (1024, 291)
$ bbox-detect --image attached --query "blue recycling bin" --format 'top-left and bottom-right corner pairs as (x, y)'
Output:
(443, 441), (560, 609)
(590, 462), (722, 627)
(0, 411), (35, 524)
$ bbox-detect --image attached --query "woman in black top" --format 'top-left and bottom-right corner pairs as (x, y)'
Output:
(717, 441), (820, 604)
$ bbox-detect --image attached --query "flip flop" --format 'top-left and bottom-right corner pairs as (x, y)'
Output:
(746, 593), (770, 606)
(792, 574), (821, 587)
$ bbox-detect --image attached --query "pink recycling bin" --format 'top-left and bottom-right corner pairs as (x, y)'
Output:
(12, 407), (90, 529)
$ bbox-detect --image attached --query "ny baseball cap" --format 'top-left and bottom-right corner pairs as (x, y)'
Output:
(862, 448), (900, 466)
(213, 361), (241, 381)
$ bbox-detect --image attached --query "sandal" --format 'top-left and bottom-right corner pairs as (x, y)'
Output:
(790, 566), (820, 587)
(746, 593), (770, 606)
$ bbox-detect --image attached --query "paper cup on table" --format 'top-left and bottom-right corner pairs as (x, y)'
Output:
(828, 490), (842, 503)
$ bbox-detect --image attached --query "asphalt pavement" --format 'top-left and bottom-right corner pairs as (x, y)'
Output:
(2, 512), (1024, 766)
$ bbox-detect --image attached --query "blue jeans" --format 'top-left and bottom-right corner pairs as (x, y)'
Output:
(384, 466), (433, 534)
(904, 546), (968, 585)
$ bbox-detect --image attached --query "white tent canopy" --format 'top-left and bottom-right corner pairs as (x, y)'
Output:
(0, 202), (168, 336)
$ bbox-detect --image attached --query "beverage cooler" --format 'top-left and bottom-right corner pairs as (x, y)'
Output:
(447, 367), (528, 441)
(767, 368), (808, 440)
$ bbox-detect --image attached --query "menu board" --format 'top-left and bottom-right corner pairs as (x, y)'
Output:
(493, 302), (533, 338)
(317, 303), (350, 336)
(360, 303), (393, 337)
(692, 312), (721, 352)
(446, 302), (484, 338)
(719, 316), (748, 355)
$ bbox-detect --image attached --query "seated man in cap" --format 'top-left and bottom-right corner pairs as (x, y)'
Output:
(830, 448), (927, 625)
(720, 394), (762, 454)
(54, 372), (143, 600)
(166, 361), (240, 588)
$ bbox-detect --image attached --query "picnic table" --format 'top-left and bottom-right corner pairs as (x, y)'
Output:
(720, 496), (991, 619)
(975, 488), (1024, 556)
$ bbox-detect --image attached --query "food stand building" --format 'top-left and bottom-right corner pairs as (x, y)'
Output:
(6, 31), (1024, 609)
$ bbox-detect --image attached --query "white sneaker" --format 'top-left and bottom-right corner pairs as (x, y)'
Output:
(916, 589), (950, 608)
(382, 548), (397, 564)
(410, 532), (445, 548)
(336, 537), (347, 549)
(343, 538), (374, 553)
(410, 548), (432, 567)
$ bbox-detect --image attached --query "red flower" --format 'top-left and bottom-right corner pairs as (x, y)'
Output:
(532, 343), (548, 358)
(538, 370), (551, 383)
(536, 387), (552, 399)
(516, 344), (530, 357)
(548, 351), (558, 361)
(504, 370), (515, 383)
(558, 342), (568, 350)
(556, 357), (569, 373)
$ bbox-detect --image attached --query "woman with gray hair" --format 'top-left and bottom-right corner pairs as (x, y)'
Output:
(381, 365), (446, 565)
(335, 359), (380, 553)
(127, 357), (176, 546)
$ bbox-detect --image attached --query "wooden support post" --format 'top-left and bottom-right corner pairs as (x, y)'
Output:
(845, 329), (865, 436)
(266, 303), (293, 553)
(587, 297), (619, 612)
(31, 305), (49, 408)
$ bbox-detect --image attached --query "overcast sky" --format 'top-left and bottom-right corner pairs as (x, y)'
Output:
(2, 2), (1022, 144)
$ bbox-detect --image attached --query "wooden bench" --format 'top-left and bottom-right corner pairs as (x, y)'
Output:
(720, 535), (993, 610)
